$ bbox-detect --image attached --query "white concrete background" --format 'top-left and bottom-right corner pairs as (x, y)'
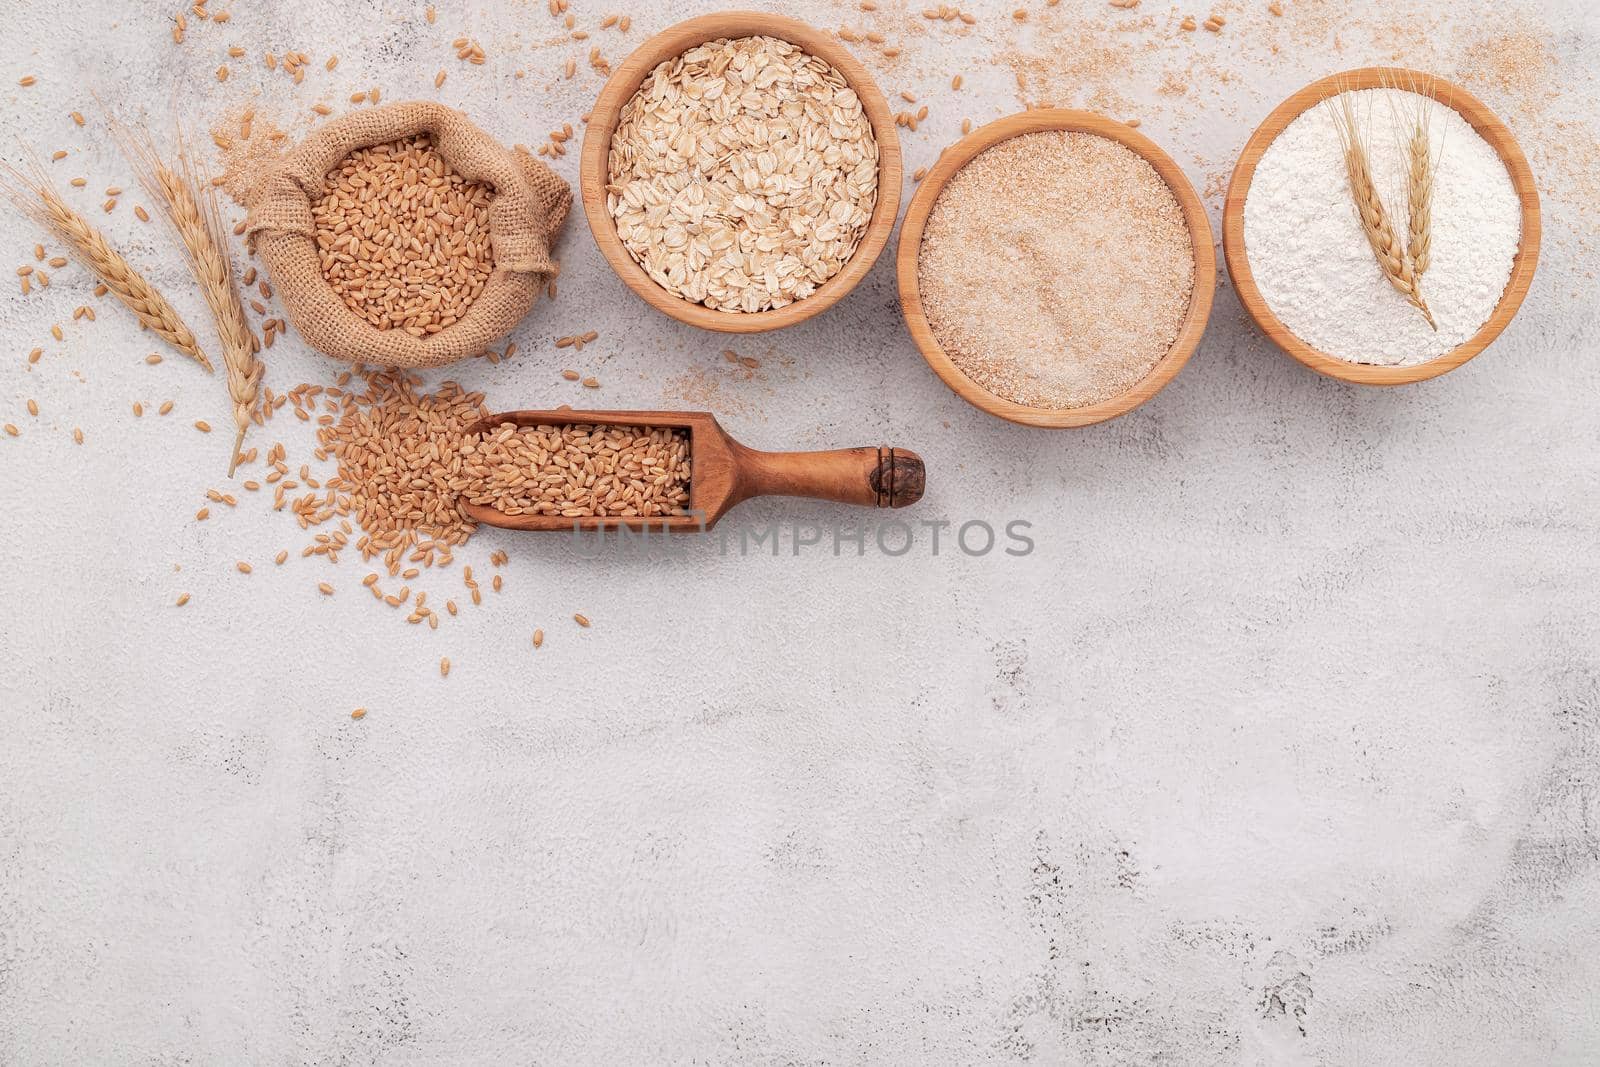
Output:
(2, 0), (1598, 1062)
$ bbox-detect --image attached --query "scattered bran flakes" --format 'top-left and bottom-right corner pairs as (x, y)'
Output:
(212, 105), (289, 207)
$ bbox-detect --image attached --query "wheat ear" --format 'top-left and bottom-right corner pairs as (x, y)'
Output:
(0, 159), (213, 368)
(1402, 93), (1435, 282)
(110, 119), (262, 474)
(1327, 93), (1436, 331)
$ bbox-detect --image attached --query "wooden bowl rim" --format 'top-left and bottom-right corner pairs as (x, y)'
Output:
(578, 11), (904, 335)
(1221, 67), (1542, 386)
(895, 109), (1217, 429)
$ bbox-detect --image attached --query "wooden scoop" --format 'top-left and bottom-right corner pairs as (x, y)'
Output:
(461, 409), (926, 531)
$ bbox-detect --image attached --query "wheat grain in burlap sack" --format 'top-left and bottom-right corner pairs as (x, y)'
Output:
(245, 101), (570, 367)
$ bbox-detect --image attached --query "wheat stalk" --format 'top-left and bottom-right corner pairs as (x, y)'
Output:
(1399, 82), (1436, 283)
(1326, 91), (1436, 331)
(1381, 70), (1438, 285)
(0, 157), (214, 369)
(109, 118), (262, 474)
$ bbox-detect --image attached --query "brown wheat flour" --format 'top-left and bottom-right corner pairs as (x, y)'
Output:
(918, 130), (1193, 409)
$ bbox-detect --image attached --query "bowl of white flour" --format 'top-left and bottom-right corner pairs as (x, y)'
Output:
(1223, 68), (1540, 385)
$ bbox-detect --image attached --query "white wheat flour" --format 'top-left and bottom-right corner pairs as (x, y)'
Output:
(1244, 88), (1521, 366)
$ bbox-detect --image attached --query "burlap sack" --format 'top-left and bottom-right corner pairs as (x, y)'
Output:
(245, 101), (570, 367)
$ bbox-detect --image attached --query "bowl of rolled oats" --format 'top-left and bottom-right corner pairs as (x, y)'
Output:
(581, 12), (902, 332)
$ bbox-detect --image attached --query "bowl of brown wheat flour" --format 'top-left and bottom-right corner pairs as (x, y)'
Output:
(898, 109), (1216, 428)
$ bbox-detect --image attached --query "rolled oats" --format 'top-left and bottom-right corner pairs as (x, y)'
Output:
(606, 35), (879, 313)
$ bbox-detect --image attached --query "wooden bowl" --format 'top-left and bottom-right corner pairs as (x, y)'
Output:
(896, 110), (1216, 428)
(579, 12), (903, 334)
(1222, 68), (1541, 386)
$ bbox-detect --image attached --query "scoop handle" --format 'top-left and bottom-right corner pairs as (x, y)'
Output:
(732, 443), (925, 509)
